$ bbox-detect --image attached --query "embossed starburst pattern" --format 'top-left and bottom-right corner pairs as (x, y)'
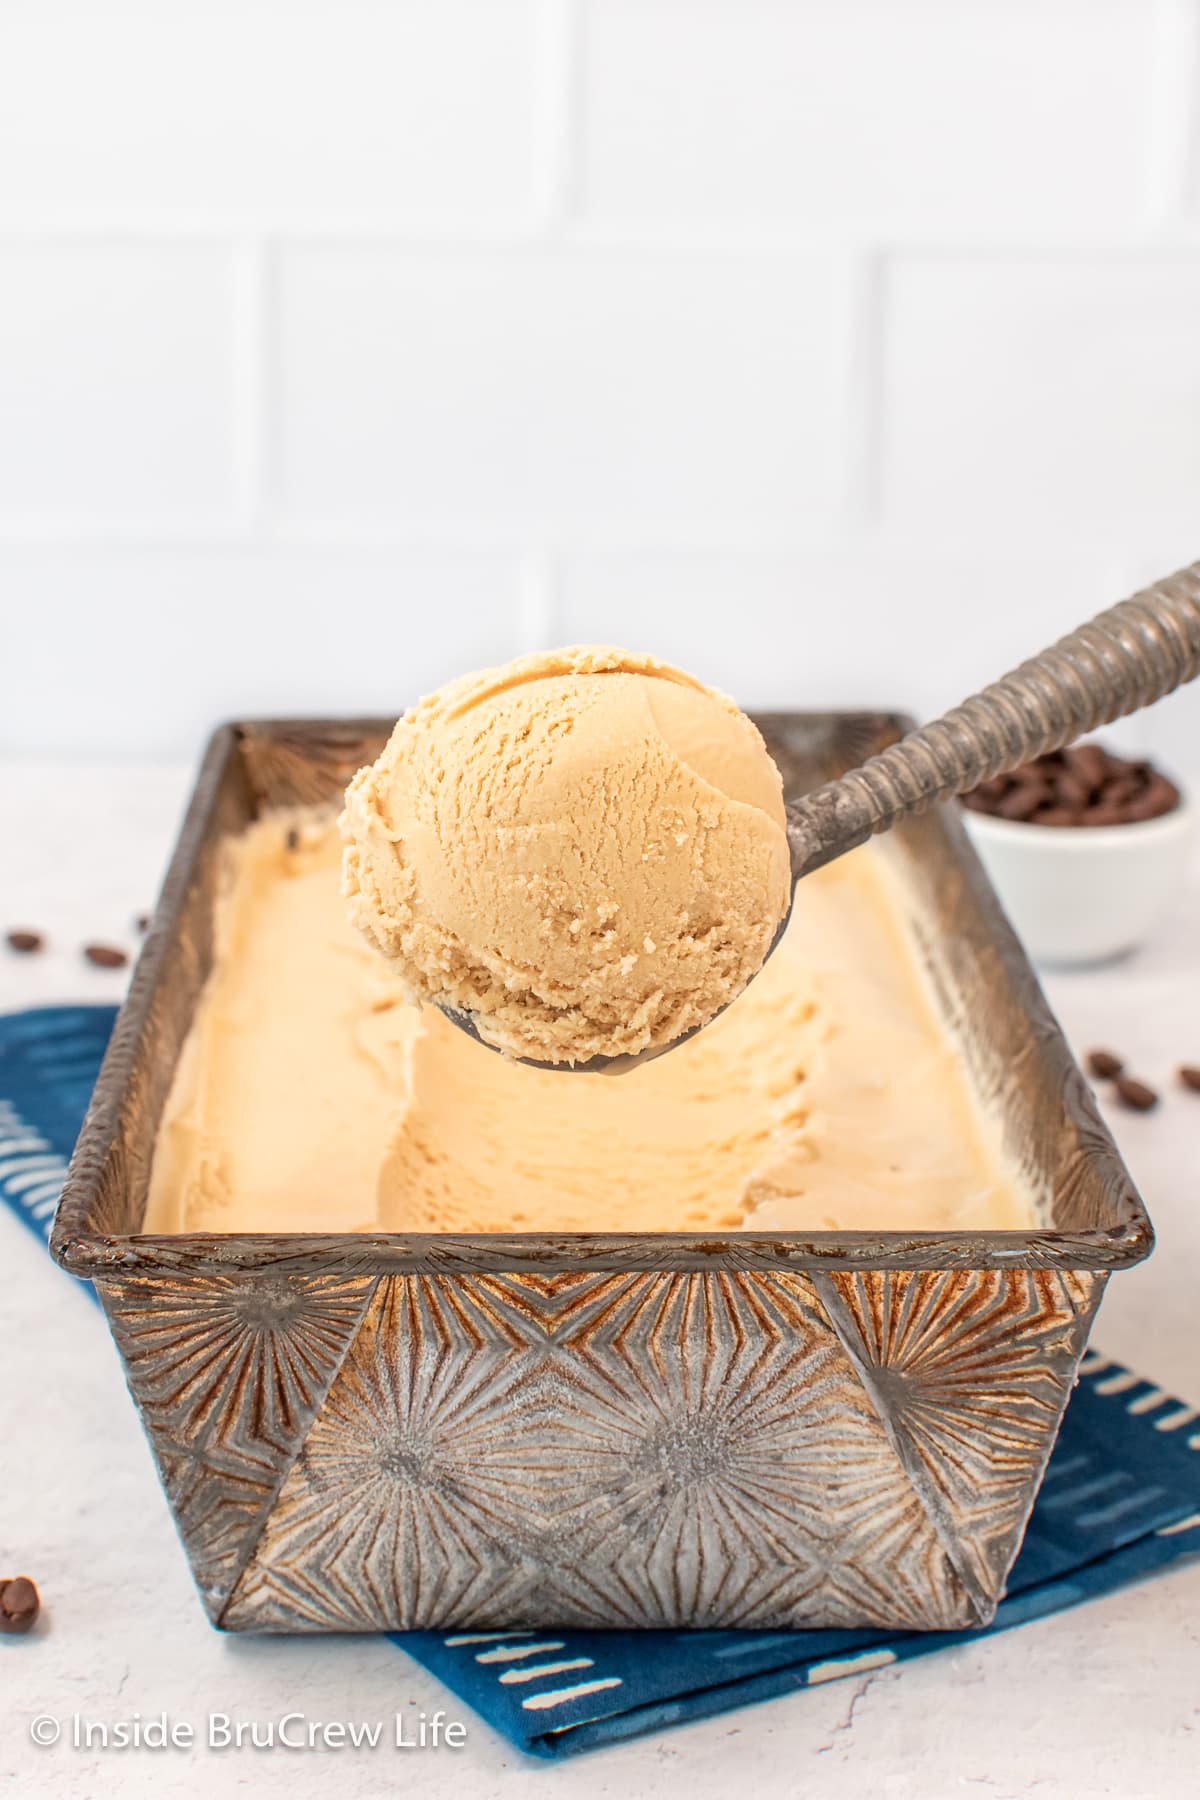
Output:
(98, 1269), (376, 1611)
(513, 1270), (969, 1630)
(224, 1272), (970, 1632)
(823, 1269), (1103, 1606)
(224, 1273), (548, 1629)
(102, 1262), (1097, 1634)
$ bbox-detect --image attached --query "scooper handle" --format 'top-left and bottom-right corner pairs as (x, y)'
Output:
(786, 562), (1200, 879)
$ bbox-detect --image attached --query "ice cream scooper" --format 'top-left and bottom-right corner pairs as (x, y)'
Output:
(443, 560), (1200, 1073)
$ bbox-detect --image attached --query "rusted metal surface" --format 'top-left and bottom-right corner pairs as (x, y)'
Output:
(50, 715), (1151, 1632)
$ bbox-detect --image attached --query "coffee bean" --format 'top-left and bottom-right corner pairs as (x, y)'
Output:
(1009, 762), (1051, 787)
(1054, 772), (1089, 810)
(997, 785), (1041, 821)
(1123, 792), (1166, 823)
(0, 1576), (39, 1635)
(5, 929), (44, 953)
(83, 943), (128, 969)
(1115, 1076), (1159, 1112)
(1102, 775), (1142, 808)
(1086, 1049), (1124, 1081)
(1066, 743), (1110, 794)
(1143, 773), (1181, 817)
(1179, 1066), (1200, 1093)
(1032, 805), (1081, 826)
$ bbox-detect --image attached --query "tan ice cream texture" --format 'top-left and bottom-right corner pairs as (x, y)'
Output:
(144, 810), (1034, 1237)
(339, 646), (793, 1065)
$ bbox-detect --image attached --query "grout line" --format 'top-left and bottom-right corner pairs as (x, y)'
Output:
(229, 239), (270, 529)
(5, 221), (1200, 258)
(0, 520), (258, 549)
(0, 218), (554, 248)
(554, 222), (1200, 259)
(0, 521), (1192, 560)
(1145, 0), (1199, 226)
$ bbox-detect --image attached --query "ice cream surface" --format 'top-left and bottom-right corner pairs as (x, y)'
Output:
(143, 810), (1035, 1236)
(339, 647), (792, 1064)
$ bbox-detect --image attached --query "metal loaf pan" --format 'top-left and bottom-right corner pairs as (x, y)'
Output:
(50, 714), (1154, 1634)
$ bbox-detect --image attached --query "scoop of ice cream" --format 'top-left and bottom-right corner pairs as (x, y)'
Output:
(339, 646), (791, 1064)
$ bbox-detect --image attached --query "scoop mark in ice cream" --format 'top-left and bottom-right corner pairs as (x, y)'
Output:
(143, 810), (1035, 1237)
(339, 647), (792, 1064)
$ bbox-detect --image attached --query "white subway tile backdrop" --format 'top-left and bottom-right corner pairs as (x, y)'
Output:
(274, 246), (854, 535)
(882, 256), (1200, 537)
(0, 0), (547, 229)
(577, 0), (1158, 236)
(1, 0), (1198, 758)
(0, 246), (239, 528)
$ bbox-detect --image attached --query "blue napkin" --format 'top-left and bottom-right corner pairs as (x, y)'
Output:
(3, 1004), (1198, 1759)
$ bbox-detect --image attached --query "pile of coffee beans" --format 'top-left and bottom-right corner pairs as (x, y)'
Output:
(962, 742), (1180, 827)
(1085, 1048), (1200, 1113)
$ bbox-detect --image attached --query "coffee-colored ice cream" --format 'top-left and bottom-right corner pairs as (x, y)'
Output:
(340, 647), (792, 1065)
(144, 810), (1034, 1237)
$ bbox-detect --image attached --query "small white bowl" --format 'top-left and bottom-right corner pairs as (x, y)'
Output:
(961, 796), (1193, 966)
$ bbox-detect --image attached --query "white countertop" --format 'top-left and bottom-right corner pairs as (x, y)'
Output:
(2, 760), (1198, 1800)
